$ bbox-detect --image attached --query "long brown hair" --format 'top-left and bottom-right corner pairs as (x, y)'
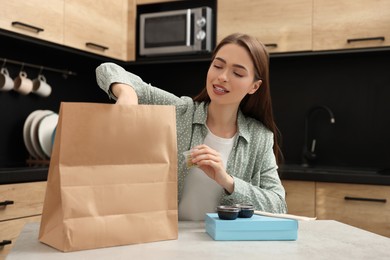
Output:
(193, 33), (283, 164)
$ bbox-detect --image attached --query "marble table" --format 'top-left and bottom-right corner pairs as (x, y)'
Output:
(7, 220), (390, 260)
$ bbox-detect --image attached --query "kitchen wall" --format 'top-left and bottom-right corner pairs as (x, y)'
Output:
(270, 50), (390, 170)
(1, 34), (389, 171)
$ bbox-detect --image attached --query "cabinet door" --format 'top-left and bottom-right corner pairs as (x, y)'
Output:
(316, 182), (390, 237)
(282, 180), (316, 217)
(0, 216), (41, 259)
(0, 0), (64, 44)
(217, 0), (312, 53)
(64, 0), (128, 60)
(137, 0), (178, 3)
(0, 182), (46, 221)
(313, 0), (390, 51)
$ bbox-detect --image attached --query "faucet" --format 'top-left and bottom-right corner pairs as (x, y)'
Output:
(302, 105), (335, 167)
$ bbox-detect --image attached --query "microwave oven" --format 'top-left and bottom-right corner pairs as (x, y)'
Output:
(139, 7), (213, 56)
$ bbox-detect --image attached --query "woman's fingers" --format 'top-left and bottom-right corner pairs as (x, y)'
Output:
(191, 145), (220, 164)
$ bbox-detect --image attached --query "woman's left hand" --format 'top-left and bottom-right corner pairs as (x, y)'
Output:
(191, 144), (234, 193)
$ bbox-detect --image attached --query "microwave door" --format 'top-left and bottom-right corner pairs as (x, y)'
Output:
(140, 9), (197, 56)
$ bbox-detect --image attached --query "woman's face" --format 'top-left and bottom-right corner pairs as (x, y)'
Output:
(206, 43), (262, 107)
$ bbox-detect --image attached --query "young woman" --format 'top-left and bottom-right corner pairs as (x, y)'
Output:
(96, 33), (287, 220)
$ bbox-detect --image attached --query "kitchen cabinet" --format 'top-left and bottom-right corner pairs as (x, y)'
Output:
(63, 0), (129, 60)
(128, 1), (137, 61)
(283, 179), (390, 237)
(0, 216), (41, 258)
(313, 0), (390, 51)
(316, 182), (390, 237)
(0, 0), (64, 44)
(282, 180), (316, 217)
(0, 182), (46, 259)
(0, 0), (131, 60)
(217, 0), (312, 53)
(137, 0), (178, 3)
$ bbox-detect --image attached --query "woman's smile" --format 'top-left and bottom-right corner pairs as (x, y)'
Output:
(213, 84), (229, 95)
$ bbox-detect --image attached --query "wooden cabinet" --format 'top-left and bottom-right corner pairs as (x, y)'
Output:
(313, 0), (390, 51)
(0, 216), (41, 258)
(0, 0), (131, 60)
(63, 0), (129, 60)
(137, 0), (178, 3)
(218, 0), (390, 53)
(2, 0), (389, 61)
(282, 180), (316, 217)
(0, 182), (46, 258)
(0, 0), (64, 44)
(283, 179), (390, 237)
(217, 0), (312, 53)
(316, 182), (390, 237)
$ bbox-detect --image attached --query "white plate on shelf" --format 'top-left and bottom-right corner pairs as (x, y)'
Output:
(23, 110), (43, 159)
(29, 110), (54, 160)
(38, 113), (58, 158)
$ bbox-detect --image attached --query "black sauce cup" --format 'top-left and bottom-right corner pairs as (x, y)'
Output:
(234, 203), (255, 218)
(217, 206), (240, 220)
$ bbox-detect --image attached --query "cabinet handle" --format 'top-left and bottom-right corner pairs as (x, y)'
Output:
(347, 36), (385, 44)
(11, 21), (44, 33)
(85, 42), (109, 51)
(265, 43), (278, 48)
(0, 200), (14, 206)
(344, 196), (386, 203)
(0, 240), (12, 247)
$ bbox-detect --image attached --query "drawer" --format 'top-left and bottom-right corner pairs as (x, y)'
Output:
(316, 182), (390, 237)
(0, 215), (41, 259)
(0, 182), (46, 221)
(282, 180), (316, 217)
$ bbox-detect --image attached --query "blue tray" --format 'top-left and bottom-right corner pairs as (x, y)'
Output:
(205, 213), (298, 241)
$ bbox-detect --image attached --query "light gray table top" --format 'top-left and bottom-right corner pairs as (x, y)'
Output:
(7, 220), (390, 260)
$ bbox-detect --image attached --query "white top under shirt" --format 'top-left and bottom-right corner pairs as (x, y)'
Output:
(178, 128), (237, 221)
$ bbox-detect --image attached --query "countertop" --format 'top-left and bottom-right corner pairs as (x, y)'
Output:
(7, 220), (390, 260)
(0, 167), (48, 185)
(279, 164), (390, 185)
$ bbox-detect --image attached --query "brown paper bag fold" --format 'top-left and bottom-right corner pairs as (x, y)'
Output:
(39, 102), (178, 252)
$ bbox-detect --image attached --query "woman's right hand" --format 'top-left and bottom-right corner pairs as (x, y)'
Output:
(111, 83), (138, 105)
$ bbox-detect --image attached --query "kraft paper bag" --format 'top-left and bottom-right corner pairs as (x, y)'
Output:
(39, 102), (178, 252)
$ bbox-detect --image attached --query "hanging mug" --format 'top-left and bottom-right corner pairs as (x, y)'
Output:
(33, 74), (52, 97)
(0, 67), (14, 91)
(14, 71), (33, 95)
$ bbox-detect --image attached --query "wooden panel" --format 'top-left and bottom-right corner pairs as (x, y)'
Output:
(313, 0), (390, 50)
(137, 0), (178, 3)
(0, 216), (41, 259)
(0, 182), (46, 221)
(218, 0), (312, 53)
(0, 0), (64, 44)
(282, 180), (316, 217)
(64, 0), (128, 60)
(127, 0), (136, 61)
(316, 182), (390, 237)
